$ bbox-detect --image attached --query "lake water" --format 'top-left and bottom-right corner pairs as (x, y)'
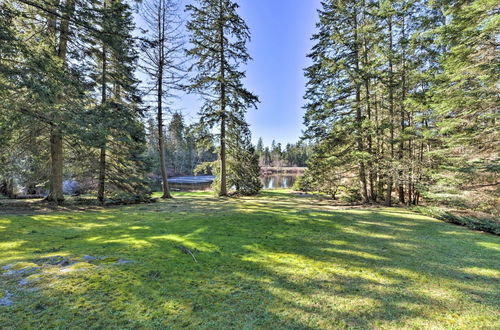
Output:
(261, 175), (298, 190)
(167, 175), (214, 191)
(167, 174), (299, 191)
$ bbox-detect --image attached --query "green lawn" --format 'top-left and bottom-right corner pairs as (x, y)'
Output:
(0, 191), (499, 329)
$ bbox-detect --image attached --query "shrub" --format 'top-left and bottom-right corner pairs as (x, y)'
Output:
(106, 192), (156, 205)
(411, 206), (500, 235)
(339, 187), (362, 203)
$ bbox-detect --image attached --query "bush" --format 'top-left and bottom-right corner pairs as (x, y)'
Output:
(411, 206), (500, 235)
(339, 187), (362, 203)
(106, 192), (156, 205)
(292, 172), (315, 192)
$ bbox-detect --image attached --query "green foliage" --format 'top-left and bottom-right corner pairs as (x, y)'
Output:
(186, 0), (259, 196)
(292, 171), (315, 193)
(226, 127), (262, 196)
(256, 139), (312, 167)
(339, 187), (362, 203)
(303, 0), (499, 207)
(195, 126), (262, 196)
(411, 206), (500, 235)
(0, 0), (151, 199)
(106, 191), (156, 205)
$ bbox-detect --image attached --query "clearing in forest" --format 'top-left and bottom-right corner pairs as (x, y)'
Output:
(0, 191), (499, 328)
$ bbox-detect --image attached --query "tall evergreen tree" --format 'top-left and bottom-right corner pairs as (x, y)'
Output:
(304, 0), (370, 203)
(85, 0), (149, 202)
(186, 0), (259, 196)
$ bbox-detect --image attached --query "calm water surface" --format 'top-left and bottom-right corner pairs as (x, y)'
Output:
(167, 174), (299, 191)
(261, 175), (298, 189)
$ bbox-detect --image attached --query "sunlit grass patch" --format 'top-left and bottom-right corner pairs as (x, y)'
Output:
(0, 190), (499, 328)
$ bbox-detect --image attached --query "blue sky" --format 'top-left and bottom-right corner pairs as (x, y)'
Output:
(237, 0), (322, 146)
(141, 0), (322, 146)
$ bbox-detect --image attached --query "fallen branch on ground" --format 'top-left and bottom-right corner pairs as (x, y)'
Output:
(176, 245), (199, 263)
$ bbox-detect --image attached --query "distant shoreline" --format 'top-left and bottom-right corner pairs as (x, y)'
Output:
(260, 167), (306, 175)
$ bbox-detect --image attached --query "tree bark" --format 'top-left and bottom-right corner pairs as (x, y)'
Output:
(385, 14), (395, 206)
(47, 126), (65, 202)
(218, 0), (227, 197)
(398, 13), (407, 204)
(362, 3), (375, 201)
(157, 0), (173, 199)
(354, 8), (368, 203)
(97, 0), (107, 203)
(374, 89), (385, 200)
(46, 0), (75, 203)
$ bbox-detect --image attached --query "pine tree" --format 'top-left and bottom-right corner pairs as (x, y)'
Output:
(226, 125), (262, 195)
(1, 0), (87, 202)
(303, 0), (448, 205)
(304, 0), (370, 203)
(433, 0), (499, 147)
(186, 0), (259, 197)
(85, 0), (149, 202)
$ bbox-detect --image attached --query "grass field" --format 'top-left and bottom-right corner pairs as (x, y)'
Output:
(0, 191), (499, 329)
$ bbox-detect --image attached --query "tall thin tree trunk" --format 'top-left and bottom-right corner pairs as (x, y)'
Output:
(407, 111), (413, 205)
(97, 0), (107, 203)
(398, 13), (407, 204)
(361, 5), (375, 201)
(157, 0), (172, 199)
(385, 15), (395, 206)
(354, 8), (368, 203)
(374, 90), (384, 200)
(218, 0), (227, 197)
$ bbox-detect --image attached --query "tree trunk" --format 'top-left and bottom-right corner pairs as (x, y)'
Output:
(385, 15), (395, 206)
(354, 8), (368, 203)
(218, 0), (227, 197)
(98, 146), (106, 203)
(374, 90), (384, 201)
(46, 0), (75, 203)
(97, 0), (107, 203)
(220, 113), (227, 196)
(398, 13), (407, 204)
(157, 0), (172, 199)
(47, 126), (64, 202)
(362, 6), (375, 202)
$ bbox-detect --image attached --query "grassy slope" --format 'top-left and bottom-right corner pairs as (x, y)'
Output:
(0, 191), (499, 329)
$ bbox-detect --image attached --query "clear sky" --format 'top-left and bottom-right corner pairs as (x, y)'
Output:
(161, 0), (322, 146)
(237, 0), (322, 146)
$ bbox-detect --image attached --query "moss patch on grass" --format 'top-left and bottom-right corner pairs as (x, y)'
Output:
(0, 191), (499, 328)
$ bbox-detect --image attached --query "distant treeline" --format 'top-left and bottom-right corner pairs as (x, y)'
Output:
(255, 138), (312, 168)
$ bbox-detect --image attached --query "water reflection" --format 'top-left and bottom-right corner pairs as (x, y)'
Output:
(167, 176), (214, 191)
(261, 175), (297, 190)
(164, 174), (299, 191)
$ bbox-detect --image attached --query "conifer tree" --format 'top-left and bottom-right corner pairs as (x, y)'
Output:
(86, 0), (149, 202)
(186, 0), (259, 196)
(226, 125), (262, 195)
(304, 0), (370, 203)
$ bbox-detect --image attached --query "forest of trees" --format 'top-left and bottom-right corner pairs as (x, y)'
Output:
(301, 0), (498, 206)
(0, 0), (497, 206)
(0, 0), (262, 201)
(255, 138), (312, 168)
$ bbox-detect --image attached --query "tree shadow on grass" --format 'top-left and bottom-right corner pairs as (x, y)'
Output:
(0, 193), (499, 328)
